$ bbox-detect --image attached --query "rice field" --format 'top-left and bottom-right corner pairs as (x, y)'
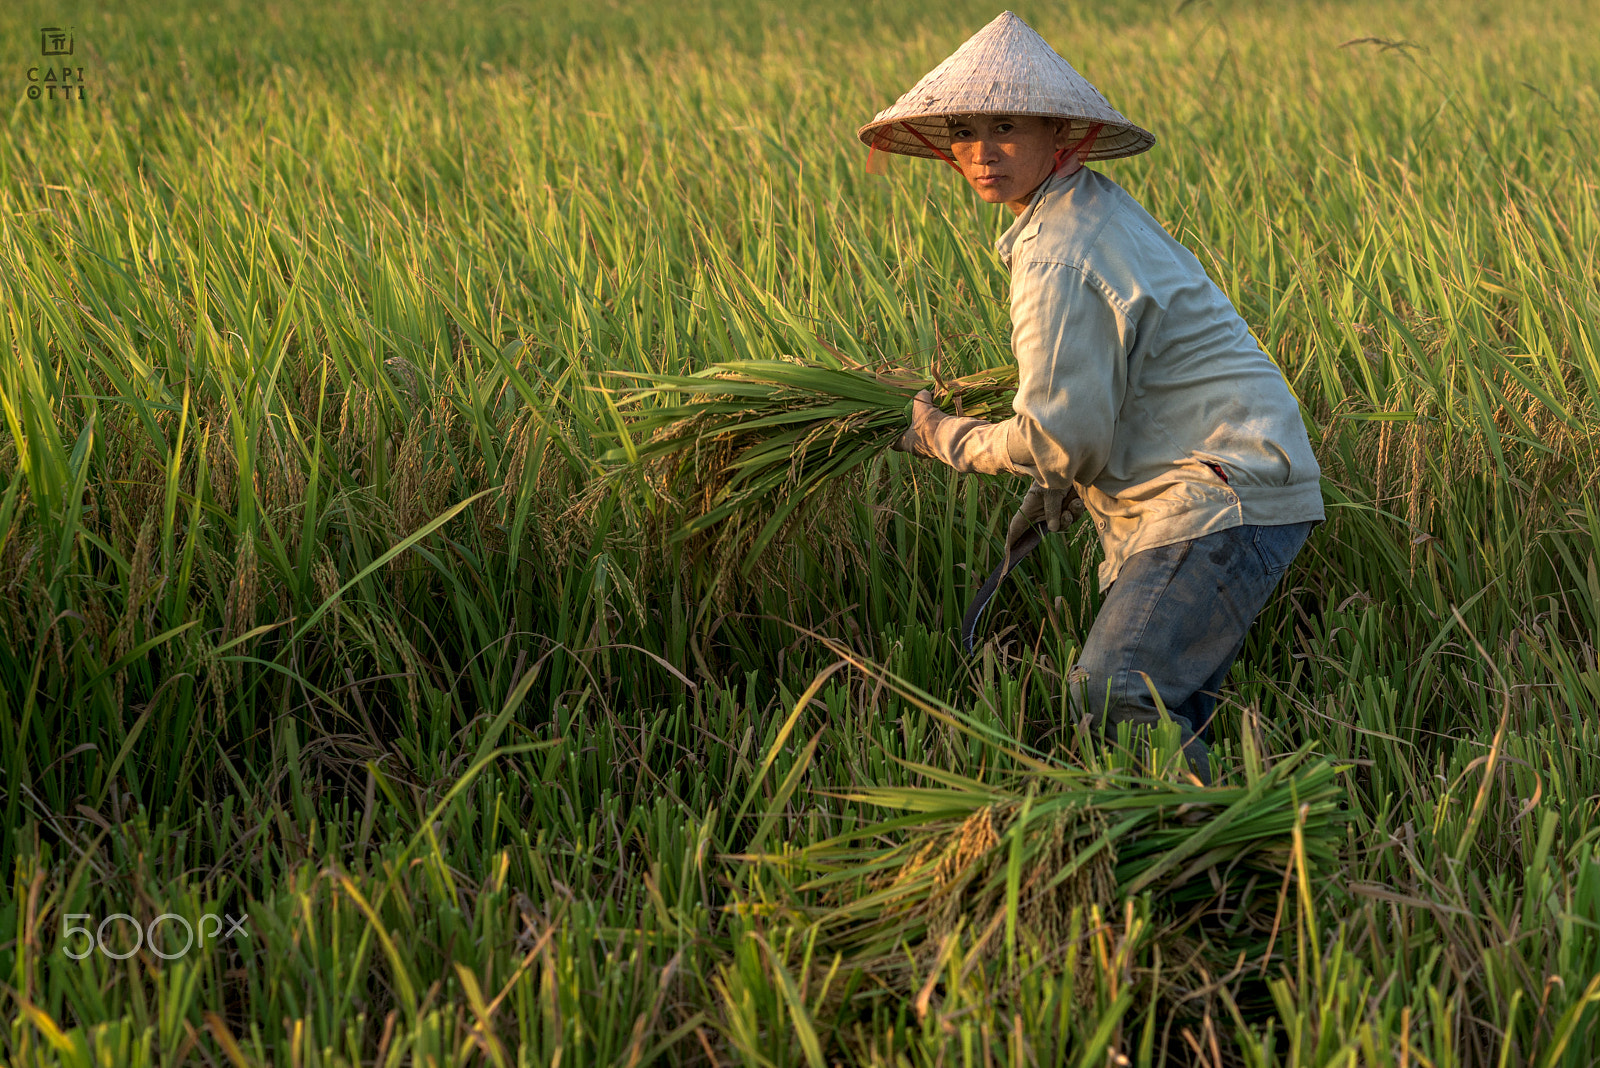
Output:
(2, 0), (1599, 1063)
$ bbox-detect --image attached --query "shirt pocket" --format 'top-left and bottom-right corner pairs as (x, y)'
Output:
(1194, 441), (1294, 489)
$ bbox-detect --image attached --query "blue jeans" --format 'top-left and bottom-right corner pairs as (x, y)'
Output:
(1066, 521), (1315, 780)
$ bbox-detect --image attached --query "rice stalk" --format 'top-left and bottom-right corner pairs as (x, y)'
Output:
(788, 746), (1344, 982)
(595, 356), (1019, 588)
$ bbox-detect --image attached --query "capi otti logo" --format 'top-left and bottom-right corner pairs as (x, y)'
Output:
(40, 26), (72, 56)
(26, 25), (88, 102)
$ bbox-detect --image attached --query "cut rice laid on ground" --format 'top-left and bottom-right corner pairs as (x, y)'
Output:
(784, 730), (1344, 980)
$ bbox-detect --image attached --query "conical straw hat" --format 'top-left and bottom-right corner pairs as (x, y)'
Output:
(857, 11), (1154, 163)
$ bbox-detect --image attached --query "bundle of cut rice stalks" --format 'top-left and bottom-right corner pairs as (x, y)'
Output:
(788, 731), (1344, 978)
(599, 355), (1017, 581)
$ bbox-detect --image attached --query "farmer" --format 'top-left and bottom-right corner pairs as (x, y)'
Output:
(870, 12), (1325, 785)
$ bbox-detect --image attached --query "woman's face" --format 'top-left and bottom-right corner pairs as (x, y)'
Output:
(947, 114), (1067, 215)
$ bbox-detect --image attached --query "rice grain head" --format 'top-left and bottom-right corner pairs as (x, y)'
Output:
(224, 536), (259, 653)
(877, 800), (1116, 973)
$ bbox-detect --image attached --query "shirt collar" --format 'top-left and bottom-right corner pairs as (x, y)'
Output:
(993, 165), (1090, 268)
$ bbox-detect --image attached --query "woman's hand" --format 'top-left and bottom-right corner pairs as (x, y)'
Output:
(1006, 482), (1086, 546)
(889, 389), (948, 458)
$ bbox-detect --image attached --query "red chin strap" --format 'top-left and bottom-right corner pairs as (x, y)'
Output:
(897, 122), (965, 172)
(1052, 123), (1104, 173)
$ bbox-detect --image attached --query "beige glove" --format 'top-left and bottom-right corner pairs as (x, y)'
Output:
(1005, 483), (1086, 548)
(889, 389), (1018, 475)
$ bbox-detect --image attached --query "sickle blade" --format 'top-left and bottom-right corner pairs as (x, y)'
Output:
(961, 523), (1046, 655)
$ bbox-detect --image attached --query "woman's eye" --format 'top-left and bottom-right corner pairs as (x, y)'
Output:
(996, 123), (1013, 133)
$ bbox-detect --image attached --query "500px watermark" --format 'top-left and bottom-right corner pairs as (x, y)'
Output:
(61, 913), (249, 960)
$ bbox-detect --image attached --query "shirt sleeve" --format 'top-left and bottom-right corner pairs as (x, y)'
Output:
(916, 412), (1032, 476)
(1001, 260), (1129, 491)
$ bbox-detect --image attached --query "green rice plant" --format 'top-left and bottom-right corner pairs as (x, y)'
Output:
(4, 0), (1600, 1061)
(598, 356), (1018, 587)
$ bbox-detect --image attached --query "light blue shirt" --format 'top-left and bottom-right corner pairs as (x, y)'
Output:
(945, 165), (1325, 591)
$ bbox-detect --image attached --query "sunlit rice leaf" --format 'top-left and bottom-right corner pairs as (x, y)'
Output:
(597, 357), (1019, 583)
